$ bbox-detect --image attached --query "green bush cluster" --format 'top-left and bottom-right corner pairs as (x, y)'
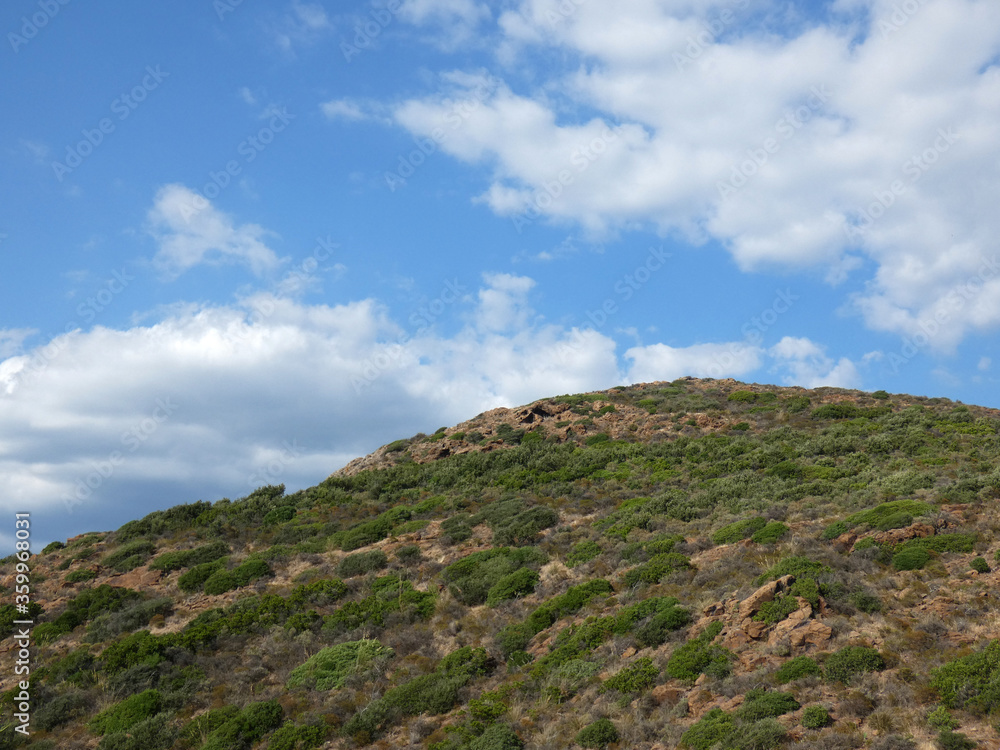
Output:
(756, 556), (830, 585)
(102, 540), (157, 573)
(96, 712), (176, 750)
(177, 559), (228, 592)
(34, 585), (145, 644)
(846, 500), (933, 529)
(930, 639), (1000, 714)
(486, 568), (539, 607)
(148, 541), (229, 572)
(712, 517), (766, 545)
(801, 705), (832, 729)
(322, 576), (435, 634)
(287, 578), (348, 607)
(496, 580), (615, 657)
(575, 718), (619, 748)
(751, 522), (789, 544)
(332, 506), (411, 551)
(970, 556), (991, 573)
(774, 656), (821, 683)
(622, 552), (690, 587)
(342, 647), (492, 742)
(734, 689), (800, 722)
(64, 569), (98, 583)
(442, 547), (547, 606)
(266, 722), (327, 750)
(337, 549), (388, 578)
(927, 706), (960, 731)
(88, 689), (161, 735)
(565, 540), (601, 567)
(665, 622), (734, 681)
(287, 639), (394, 690)
(200, 700), (284, 750)
(530, 597), (687, 678)
(680, 708), (786, 750)
(824, 646), (886, 684)
(602, 657), (657, 695)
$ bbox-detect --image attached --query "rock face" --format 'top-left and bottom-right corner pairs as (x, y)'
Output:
(870, 523), (936, 546)
(738, 575), (795, 619)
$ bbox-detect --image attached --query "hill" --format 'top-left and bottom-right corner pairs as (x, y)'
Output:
(3, 378), (1000, 750)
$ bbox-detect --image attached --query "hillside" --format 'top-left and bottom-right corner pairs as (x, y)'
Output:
(4, 378), (1000, 750)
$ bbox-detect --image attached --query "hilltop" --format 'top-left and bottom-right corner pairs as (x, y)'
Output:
(3, 378), (1000, 750)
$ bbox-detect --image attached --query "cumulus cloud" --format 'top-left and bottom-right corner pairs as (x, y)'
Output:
(625, 341), (764, 384)
(769, 336), (862, 388)
(147, 184), (285, 279)
(385, 0), (1000, 351)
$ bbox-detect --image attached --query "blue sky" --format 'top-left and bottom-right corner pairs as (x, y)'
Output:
(2, 0), (999, 549)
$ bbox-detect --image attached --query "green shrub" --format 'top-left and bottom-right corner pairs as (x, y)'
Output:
(731, 422), (750, 431)
(396, 545), (421, 563)
(824, 646), (885, 684)
(203, 570), (238, 595)
(287, 639), (393, 690)
(96, 713), (176, 750)
(846, 500), (933, 528)
(735, 690), (800, 721)
(756, 556), (829, 585)
(634, 604), (692, 648)
(267, 722), (327, 750)
(785, 396), (811, 412)
(338, 550), (388, 578)
(566, 540), (601, 567)
(231, 555), (272, 586)
(88, 690), (161, 735)
(751, 522), (789, 545)
(149, 541), (229, 572)
(821, 520), (849, 540)
(849, 590), (883, 613)
(812, 404), (860, 419)
(178, 559), (227, 592)
(892, 547), (931, 571)
(602, 657), (657, 694)
(728, 390), (758, 403)
(927, 706), (960, 731)
(468, 723), (523, 750)
(876, 512), (913, 531)
(666, 622), (733, 681)
(100, 631), (168, 674)
(930, 639), (1000, 713)
(102, 540), (156, 572)
(576, 718), (619, 748)
(443, 547), (547, 606)
(288, 578), (348, 607)
(773, 656), (820, 685)
(201, 700), (284, 750)
(712, 517), (767, 545)
(735, 719), (786, 750)
(486, 568), (539, 607)
(64, 569), (98, 583)
(623, 552), (690, 587)
(801, 705), (832, 729)
(753, 596), (799, 625)
(936, 730), (977, 750)
(970, 557), (990, 573)
(492, 506), (559, 546)
(680, 708), (735, 750)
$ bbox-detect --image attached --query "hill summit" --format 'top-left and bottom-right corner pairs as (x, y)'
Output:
(5, 378), (1000, 750)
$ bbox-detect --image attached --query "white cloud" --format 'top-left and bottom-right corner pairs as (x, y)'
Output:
(0, 328), (36, 359)
(625, 341), (764, 384)
(320, 99), (370, 121)
(769, 336), (862, 388)
(385, 0), (1000, 352)
(475, 272), (536, 332)
(146, 184), (285, 279)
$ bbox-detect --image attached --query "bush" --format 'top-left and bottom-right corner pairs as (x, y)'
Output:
(735, 719), (786, 750)
(713, 517), (767, 545)
(64, 569), (97, 583)
(634, 604), (692, 648)
(930, 639), (1000, 713)
(97, 713), (176, 750)
(801, 705), (832, 729)
(602, 657), (657, 694)
(566, 540), (601, 567)
(849, 590), (883, 613)
(492, 506), (559, 546)
(680, 708), (735, 750)
(970, 556), (991, 573)
(102, 540), (156, 572)
(469, 723), (524, 750)
(201, 700), (284, 750)
(338, 550), (388, 578)
(231, 555), (272, 586)
(751, 522), (789, 545)
(735, 690), (800, 721)
(267, 722), (326, 750)
(203, 570), (238, 595)
(774, 655), (821, 684)
(756, 556), (829, 585)
(873, 390), (890, 399)
(666, 622), (733, 681)
(936, 730), (977, 750)
(486, 568), (539, 607)
(812, 404), (861, 420)
(622, 552), (690, 587)
(825, 646), (885, 684)
(88, 690), (161, 735)
(443, 547), (547, 606)
(287, 639), (393, 690)
(927, 706), (960, 731)
(892, 547), (931, 571)
(149, 541), (229, 572)
(575, 719), (619, 749)
(821, 520), (850, 540)
(178, 559), (227, 592)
